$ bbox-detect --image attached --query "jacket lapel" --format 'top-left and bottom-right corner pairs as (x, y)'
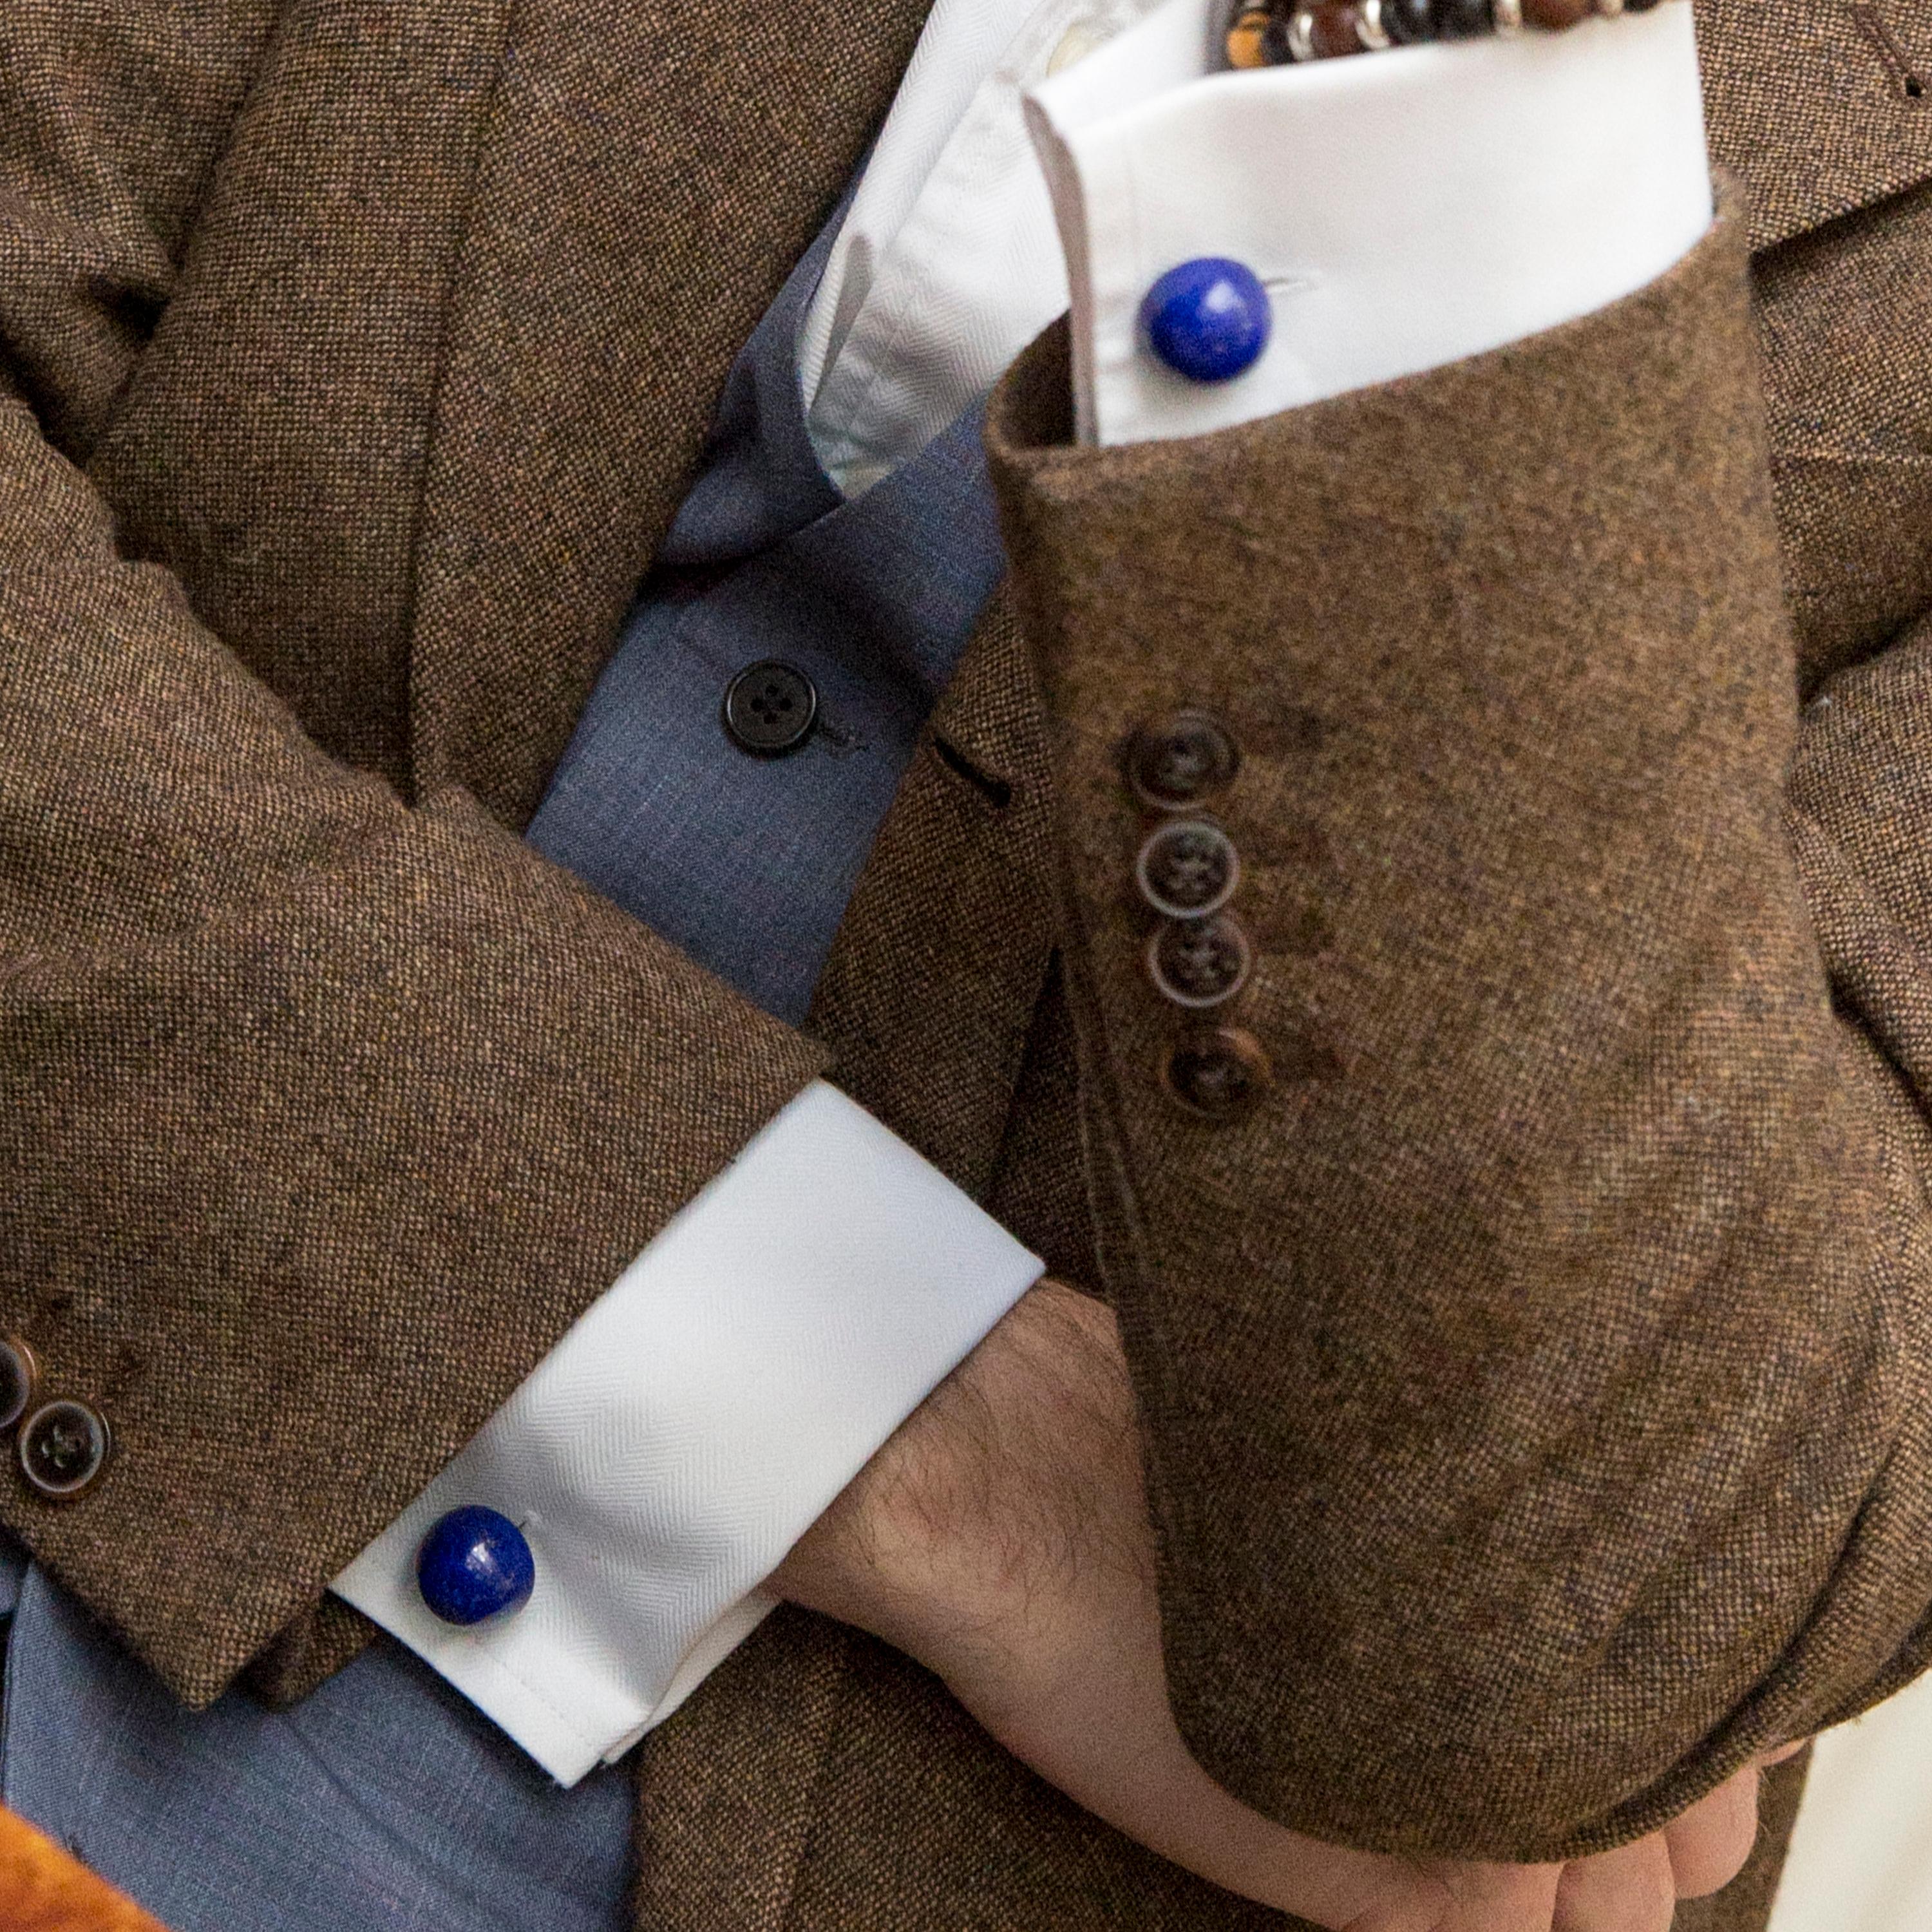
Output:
(1698, 0), (1932, 254)
(407, 0), (933, 827)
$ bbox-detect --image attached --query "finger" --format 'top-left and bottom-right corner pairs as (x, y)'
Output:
(1663, 1763), (1759, 1899)
(1552, 1835), (1676, 1932)
(1339, 1859), (1560, 1932)
(1427, 1861), (1564, 1932)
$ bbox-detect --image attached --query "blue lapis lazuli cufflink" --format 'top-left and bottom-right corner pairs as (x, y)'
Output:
(1139, 258), (1272, 384)
(417, 1504), (536, 1626)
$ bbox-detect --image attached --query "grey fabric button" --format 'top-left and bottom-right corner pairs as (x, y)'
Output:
(1137, 819), (1240, 920)
(0, 1336), (37, 1433)
(19, 1398), (110, 1501)
(1125, 711), (1240, 811)
(1148, 914), (1253, 1009)
(723, 659), (818, 755)
(1162, 1027), (1272, 1120)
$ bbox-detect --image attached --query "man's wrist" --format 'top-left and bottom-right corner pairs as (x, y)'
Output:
(769, 1278), (1132, 1662)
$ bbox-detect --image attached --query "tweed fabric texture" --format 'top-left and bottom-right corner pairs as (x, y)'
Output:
(1, 159), (1030, 1932)
(1695, 0), (1932, 252)
(1752, 174), (1932, 692)
(0, 0), (829, 1707)
(0, 0), (1926, 1924)
(987, 202), (1898, 1862)
(401, 0), (932, 829)
(810, 593), (1063, 1197)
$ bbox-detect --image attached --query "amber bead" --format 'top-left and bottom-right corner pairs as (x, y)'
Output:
(1523, 0), (1591, 23)
(1226, 5), (1273, 65)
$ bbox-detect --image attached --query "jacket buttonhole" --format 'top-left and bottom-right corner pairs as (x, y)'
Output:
(930, 734), (1014, 810)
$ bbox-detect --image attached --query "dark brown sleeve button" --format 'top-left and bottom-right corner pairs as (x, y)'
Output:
(1162, 1027), (1273, 1120)
(19, 1398), (111, 1501)
(1124, 711), (1240, 811)
(1137, 819), (1240, 920)
(723, 659), (819, 756)
(0, 1337), (39, 1433)
(1148, 913), (1253, 1009)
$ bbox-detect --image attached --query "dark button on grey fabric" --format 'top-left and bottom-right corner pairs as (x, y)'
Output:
(0, 1337), (37, 1433)
(1162, 1027), (1273, 1120)
(19, 1399), (110, 1501)
(1137, 819), (1240, 920)
(1148, 913), (1253, 1009)
(722, 659), (818, 755)
(1126, 711), (1240, 811)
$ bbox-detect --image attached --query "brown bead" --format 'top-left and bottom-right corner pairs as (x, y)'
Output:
(1162, 1028), (1273, 1121)
(1305, 2), (1369, 57)
(1523, 0), (1591, 23)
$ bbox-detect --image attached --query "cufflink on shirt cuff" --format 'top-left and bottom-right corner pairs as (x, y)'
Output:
(417, 1506), (537, 1626)
(1138, 258), (1273, 383)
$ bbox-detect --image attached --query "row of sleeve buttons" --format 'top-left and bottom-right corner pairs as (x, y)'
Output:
(0, 1336), (111, 1501)
(1122, 711), (1273, 1121)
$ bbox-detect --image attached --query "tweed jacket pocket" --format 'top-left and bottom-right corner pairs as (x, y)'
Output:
(987, 198), (1921, 1864)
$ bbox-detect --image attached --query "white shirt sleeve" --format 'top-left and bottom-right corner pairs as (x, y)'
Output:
(331, 1082), (1043, 1786)
(1025, 0), (1714, 445)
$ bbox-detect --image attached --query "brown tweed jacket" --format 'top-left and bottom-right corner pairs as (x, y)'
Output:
(2, 0), (1929, 1924)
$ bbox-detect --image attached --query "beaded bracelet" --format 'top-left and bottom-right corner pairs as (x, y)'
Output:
(1226, 0), (1659, 68)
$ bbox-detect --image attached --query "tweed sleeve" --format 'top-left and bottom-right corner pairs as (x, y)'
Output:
(0, 417), (831, 1702)
(985, 193), (1929, 1862)
(0, 5), (830, 1709)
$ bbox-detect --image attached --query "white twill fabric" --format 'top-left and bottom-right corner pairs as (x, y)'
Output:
(1028, 0), (1713, 444)
(796, 0), (1167, 495)
(336, 1085), (1040, 1785)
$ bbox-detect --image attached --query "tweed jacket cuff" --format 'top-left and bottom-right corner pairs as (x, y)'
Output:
(0, 608), (828, 1709)
(983, 185), (1927, 1861)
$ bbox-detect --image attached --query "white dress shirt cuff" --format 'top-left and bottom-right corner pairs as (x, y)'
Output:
(332, 1081), (1043, 1786)
(1026, 0), (1714, 444)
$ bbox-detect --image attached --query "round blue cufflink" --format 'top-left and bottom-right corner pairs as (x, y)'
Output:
(417, 1505), (536, 1627)
(1139, 258), (1272, 384)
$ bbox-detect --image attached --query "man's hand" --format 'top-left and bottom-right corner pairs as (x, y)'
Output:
(772, 1280), (1770, 1931)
